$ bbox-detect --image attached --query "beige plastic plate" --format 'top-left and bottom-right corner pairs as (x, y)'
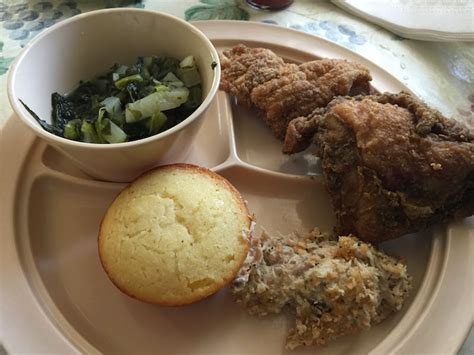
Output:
(1, 21), (473, 355)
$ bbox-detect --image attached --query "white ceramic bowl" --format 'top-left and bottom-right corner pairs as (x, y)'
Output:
(7, 8), (221, 182)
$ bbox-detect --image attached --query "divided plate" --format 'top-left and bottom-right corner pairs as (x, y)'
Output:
(1, 21), (472, 354)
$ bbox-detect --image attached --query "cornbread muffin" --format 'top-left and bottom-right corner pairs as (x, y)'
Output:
(99, 164), (252, 306)
(232, 228), (411, 349)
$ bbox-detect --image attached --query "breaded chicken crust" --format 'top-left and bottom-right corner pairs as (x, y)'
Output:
(284, 93), (474, 242)
(220, 44), (372, 139)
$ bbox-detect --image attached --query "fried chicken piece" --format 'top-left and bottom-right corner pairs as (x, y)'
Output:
(284, 92), (474, 242)
(283, 108), (324, 154)
(220, 44), (372, 139)
(219, 44), (289, 107)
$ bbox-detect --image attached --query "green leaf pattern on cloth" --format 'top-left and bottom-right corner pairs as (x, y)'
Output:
(185, 0), (250, 21)
(1, 38), (16, 75)
(0, 57), (14, 75)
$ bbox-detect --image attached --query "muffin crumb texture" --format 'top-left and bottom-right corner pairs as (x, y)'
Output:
(232, 228), (411, 349)
(99, 164), (250, 305)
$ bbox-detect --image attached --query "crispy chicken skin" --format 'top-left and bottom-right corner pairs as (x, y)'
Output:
(285, 93), (474, 242)
(220, 44), (372, 139)
(219, 45), (288, 107)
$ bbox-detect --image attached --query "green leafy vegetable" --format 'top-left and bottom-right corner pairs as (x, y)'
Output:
(184, 86), (202, 110)
(20, 55), (203, 144)
(19, 99), (63, 136)
(64, 119), (82, 140)
(81, 121), (100, 143)
(96, 115), (128, 144)
(180, 55), (195, 68)
(146, 112), (168, 135)
(177, 56), (202, 87)
(51, 93), (75, 126)
(114, 74), (143, 90)
(125, 86), (189, 123)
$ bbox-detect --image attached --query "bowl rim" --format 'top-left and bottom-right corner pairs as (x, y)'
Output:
(7, 8), (221, 150)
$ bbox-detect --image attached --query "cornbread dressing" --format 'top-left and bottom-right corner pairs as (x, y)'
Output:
(232, 229), (411, 349)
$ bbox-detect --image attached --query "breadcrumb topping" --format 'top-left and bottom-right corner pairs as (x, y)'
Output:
(232, 228), (411, 349)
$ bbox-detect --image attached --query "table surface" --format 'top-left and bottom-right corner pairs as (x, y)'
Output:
(0, 0), (472, 354)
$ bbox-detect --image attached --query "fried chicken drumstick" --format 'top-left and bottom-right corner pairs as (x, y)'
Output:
(220, 44), (372, 139)
(284, 93), (474, 242)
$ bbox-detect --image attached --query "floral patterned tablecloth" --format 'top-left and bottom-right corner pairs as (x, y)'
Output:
(0, 0), (472, 353)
